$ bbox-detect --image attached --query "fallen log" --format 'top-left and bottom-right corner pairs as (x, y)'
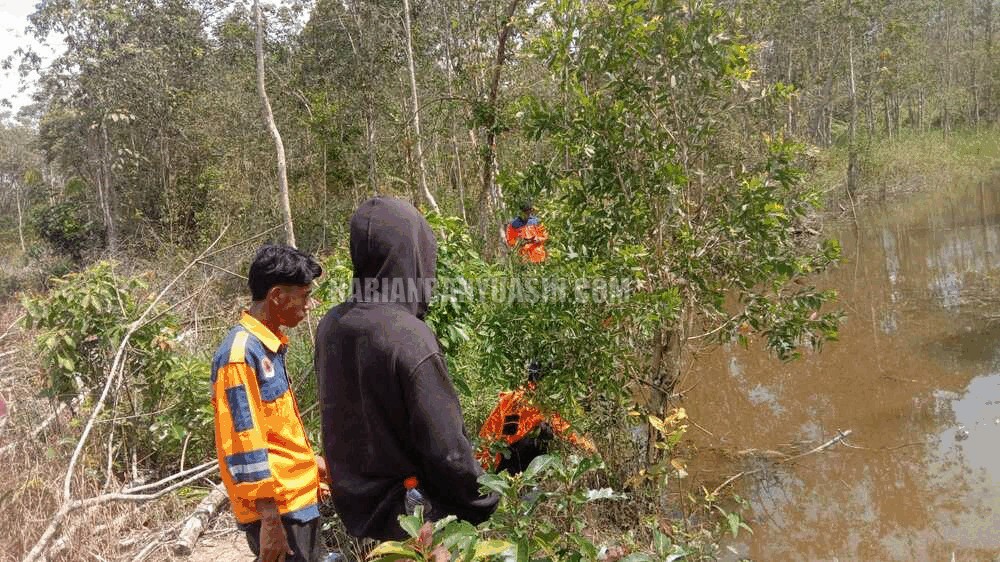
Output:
(172, 482), (229, 556)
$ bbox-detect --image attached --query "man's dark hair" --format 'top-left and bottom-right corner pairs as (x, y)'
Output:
(248, 244), (323, 301)
(527, 360), (543, 383)
(519, 200), (534, 214)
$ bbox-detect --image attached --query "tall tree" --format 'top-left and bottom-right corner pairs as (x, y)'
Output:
(255, 0), (297, 247)
(401, 0), (440, 212)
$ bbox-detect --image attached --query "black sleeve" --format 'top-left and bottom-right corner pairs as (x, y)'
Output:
(403, 353), (499, 524)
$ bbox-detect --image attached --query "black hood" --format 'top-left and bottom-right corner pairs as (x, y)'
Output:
(349, 197), (437, 319)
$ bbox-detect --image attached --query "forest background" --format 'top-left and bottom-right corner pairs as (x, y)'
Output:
(1, 0), (999, 559)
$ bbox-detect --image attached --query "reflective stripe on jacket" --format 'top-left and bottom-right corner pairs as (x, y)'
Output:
(211, 312), (319, 524)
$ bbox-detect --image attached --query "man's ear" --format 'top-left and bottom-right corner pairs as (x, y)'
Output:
(265, 285), (284, 305)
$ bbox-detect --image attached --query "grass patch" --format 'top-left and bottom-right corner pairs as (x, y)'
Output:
(812, 128), (1000, 206)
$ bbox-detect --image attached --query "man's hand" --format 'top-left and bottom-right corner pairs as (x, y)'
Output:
(256, 498), (292, 562)
(315, 455), (332, 502)
(315, 454), (330, 483)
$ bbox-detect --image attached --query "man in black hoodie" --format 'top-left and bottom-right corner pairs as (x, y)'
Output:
(315, 197), (498, 541)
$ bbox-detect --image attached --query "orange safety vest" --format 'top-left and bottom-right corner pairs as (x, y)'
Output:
(211, 312), (320, 524)
(505, 216), (549, 263)
(476, 384), (589, 470)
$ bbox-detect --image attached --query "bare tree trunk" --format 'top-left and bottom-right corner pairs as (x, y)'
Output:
(884, 94), (893, 139)
(847, 3), (860, 199)
(337, 1), (378, 195)
(99, 123), (118, 254)
(15, 180), (26, 254)
(365, 93), (378, 195)
(172, 483), (228, 555)
(814, 67), (836, 146)
(401, 0), (440, 213)
(894, 93), (902, 137)
(919, 88), (926, 130)
(443, 5), (468, 223)
(987, 0), (994, 122)
(865, 93), (875, 137)
(642, 320), (683, 465)
(969, 6), (980, 128)
(942, 0), (952, 137)
(254, 0), (296, 248)
(786, 54), (794, 134)
(479, 0), (522, 254)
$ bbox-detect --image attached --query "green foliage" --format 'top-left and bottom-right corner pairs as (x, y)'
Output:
(21, 261), (177, 404)
(478, 454), (627, 561)
(368, 511), (512, 562)
(31, 179), (103, 262)
(423, 212), (494, 357)
(370, 454), (626, 561)
(628, 407), (690, 490)
(474, 254), (656, 407)
(148, 355), (214, 463)
(615, 524), (691, 562)
(517, 0), (841, 368)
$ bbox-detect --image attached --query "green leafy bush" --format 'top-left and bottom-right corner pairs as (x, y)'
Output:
(370, 454), (627, 562)
(149, 355), (214, 464)
(22, 261), (178, 403)
(478, 454), (627, 561)
(367, 512), (511, 562)
(30, 178), (103, 262)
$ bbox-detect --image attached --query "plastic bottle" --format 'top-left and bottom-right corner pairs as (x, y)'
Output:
(403, 476), (432, 516)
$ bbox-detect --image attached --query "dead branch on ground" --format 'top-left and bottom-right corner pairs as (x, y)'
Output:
(0, 397), (79, 456)
(172, 482), (229, 556)
(710, 429), (853, 498)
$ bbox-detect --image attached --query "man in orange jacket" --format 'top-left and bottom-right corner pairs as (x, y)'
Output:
(477, 362), (596, 474)
(505, 201), (549, 264)
(211, 244), (331, 562)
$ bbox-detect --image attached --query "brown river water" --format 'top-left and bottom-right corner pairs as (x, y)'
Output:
(684, 182), (1000, 560)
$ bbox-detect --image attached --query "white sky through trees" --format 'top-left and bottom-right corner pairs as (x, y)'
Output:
(0, 0), (303, 120)
(0, 0), (52, 117)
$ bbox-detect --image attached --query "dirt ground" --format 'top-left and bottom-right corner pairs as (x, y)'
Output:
(184, 529), (255, 562)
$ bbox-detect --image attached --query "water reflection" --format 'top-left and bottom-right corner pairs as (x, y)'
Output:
(686, 182), (1000, 560)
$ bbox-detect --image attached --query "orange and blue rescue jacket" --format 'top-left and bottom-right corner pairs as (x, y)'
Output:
(505, 216), (549, 263)
(476, 384), (591, 470)
(211, 312), (319, 525)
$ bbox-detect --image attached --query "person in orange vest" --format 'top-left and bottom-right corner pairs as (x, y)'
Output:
(505, 201), (549, 264)
(210, 244), (335, 562)
(477, 361), (597, 475)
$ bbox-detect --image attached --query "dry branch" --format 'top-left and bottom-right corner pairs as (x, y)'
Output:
(0, 313), (24, 343)
(0, 398), (77, 456)
(401, 0), (440, 213)
(172, 482), (229, 556)
(710, 429), (853, 498)
(25, 462), (219, 562)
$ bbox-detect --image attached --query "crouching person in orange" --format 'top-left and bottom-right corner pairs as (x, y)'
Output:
(477, 361), (597, 475)
(211, 244), (327, 562)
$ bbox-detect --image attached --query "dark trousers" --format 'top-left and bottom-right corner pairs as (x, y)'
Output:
(496, 428), (554, 475)
(244, 517), (323, 562)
